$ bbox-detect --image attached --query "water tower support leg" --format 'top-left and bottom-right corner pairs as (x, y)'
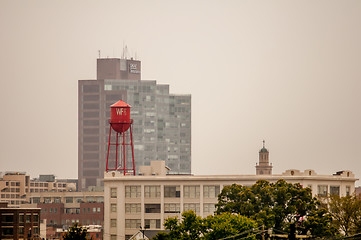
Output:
(122, 128), (126, 175)
(115, 132), (119, 172)
(106, 125), (112, 171)
(130, 125), (135, 175)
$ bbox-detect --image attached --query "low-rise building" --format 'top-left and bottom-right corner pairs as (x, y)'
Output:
(23, 191), (104, 236)
(103, 160), (358, 240)
(0, 172), (76, 207)
(0, 202), (41, 240)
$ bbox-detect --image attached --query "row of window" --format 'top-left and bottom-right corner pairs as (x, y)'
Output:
(29, 182), (66, 187)
(110, 203), (216, 215)
(2, 226), (39, 236)
(1, 213), (39, 223)
(29, 188), (49, 193)
(31, 196), (104, 204)
(29, 188), (66, 193)
(317, 185), (350, 197)
(111, 185), (220, 199)
(110, 219), (161, 229)
(4, 181), (21, 186)
(49, 219), (102, 226)
(0, 187), (20, 192)
(41, 207), (102, 214)
(2, 200), (26, 205)
(1, 194), (21, 198)
(111, 184), (351, 199)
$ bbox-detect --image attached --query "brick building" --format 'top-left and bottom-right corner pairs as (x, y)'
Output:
(22, 190), (104, 238)
(0, 202), (41, 239)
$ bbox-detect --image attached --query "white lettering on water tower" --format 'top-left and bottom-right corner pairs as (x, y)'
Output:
(116, 108), (124, 115)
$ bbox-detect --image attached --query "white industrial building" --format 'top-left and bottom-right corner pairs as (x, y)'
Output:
(103, 145), (357, 240)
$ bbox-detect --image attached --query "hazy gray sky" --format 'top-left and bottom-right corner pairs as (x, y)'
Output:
(1, 1), (360, 184)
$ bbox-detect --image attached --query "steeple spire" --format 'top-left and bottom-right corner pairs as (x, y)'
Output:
(256, 140), (272, 175)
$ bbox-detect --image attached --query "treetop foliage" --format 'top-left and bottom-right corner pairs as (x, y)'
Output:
(216, 179), (334, 238)
(328, 194), (361, 236)
(153, 210), (257, 240)
(63, 223), (89, 240)
(156, 180), (361, 239)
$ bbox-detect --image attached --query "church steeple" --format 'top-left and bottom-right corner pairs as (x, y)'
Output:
(256, 140), (272, 175)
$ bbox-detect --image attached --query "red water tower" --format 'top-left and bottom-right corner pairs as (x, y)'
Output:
(106, 100), (135, 175)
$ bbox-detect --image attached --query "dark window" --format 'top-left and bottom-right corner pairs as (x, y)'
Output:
(83, 153), (99, 160)
(83, 95), (100, 101)
(84, 145), (99, 151)
(83, 128), (99, 135)
(164, 186), (180, 198)
(83, 120), (99, 126)
(83, 111), (100, 118)
(83, 85), (99, 93)
(145, 204), (161, 213)
(330, 186), (340, 196)
(83, 161), (99, 168)
(84, 136), (99, 143)
(2, 214), (14, 223)
(2, 227), (13, 235)
(144, 219), (161, 229)
(83, 103), (100, 110)
(84, 170), (99, 177)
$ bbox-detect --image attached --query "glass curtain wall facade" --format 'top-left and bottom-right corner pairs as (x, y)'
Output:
(78, 59), (191, 190)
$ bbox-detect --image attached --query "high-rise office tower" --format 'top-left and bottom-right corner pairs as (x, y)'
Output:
(78, 58), (191, 190)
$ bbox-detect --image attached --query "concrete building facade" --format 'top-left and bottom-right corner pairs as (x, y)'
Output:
(0, 172), (76, 208)
(78, 57), (191, 190)
(103, 161), (358, 240)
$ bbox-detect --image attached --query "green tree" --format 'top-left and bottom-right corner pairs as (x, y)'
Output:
(216, 180), (329, 238)
(215, 181), (275, 229)
(328, 194), (361, 236)
(162, 210), (204, 240)
(63, 223), (89, 240)
(302, 208), (337, 237)
(153, 210), (257, 240)
(203, 212), (257, 240)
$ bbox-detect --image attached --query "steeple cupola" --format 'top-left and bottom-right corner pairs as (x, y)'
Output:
(256, 140), (273, 175)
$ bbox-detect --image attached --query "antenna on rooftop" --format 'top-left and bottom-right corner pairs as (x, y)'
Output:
(122, 41), (124, 59)
(122, 42), (129, 59)
(98, 50), (101, 59)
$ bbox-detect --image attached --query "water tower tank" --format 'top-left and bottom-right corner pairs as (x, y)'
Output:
(110, 100), (131, 133)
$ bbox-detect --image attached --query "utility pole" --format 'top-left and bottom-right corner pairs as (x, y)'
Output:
(289, 223), (296, 240)
(140, 226), (145, 240)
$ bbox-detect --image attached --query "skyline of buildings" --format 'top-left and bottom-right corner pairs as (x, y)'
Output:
(78, 57), (191, 190)
(1, 142), (359, 239)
